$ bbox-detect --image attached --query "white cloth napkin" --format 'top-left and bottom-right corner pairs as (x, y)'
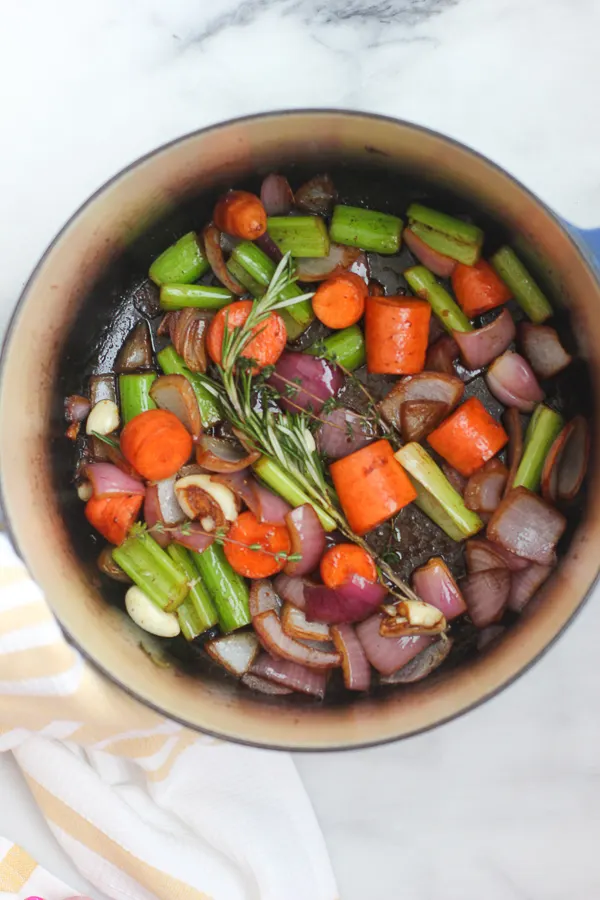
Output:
(0, 536), (338, 900)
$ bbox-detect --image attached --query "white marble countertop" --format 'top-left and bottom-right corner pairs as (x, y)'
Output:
(2, 1), (600, 898)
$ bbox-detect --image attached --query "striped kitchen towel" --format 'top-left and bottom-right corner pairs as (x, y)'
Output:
(0, 536), (338, 900)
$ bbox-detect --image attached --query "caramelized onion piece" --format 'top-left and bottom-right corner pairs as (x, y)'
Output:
(464, 459), (508, 514)
(195, 436), (260, 472)
(403, 227), (457, 277)
(518, 322), (572, 379)
(331, 623), (371, 691)
(378, 372), (464, 431)
(115, 321), (153, 373)
(253, 610), (341, 669)
(295, 244), (362, 282)
(541, 416), (589, 503)
(380, 635), (454, 684)
(283, 504), (326, 576)
(453, 309), (516, 370)
(150, 374), (202, 439)
(316, 408), (374, 460)
(295, 174), (336, 216)
(281, 603), (331, 643)
(249, 653), (327, 698)
(400, 399), (449, 442)
(425, 335), (459, 376)
(241, 672), (293, 695)
(167, 308), (213, 373)
(356, 614), (434, 676)
(508, 562), (553, 613)
(260, 173), (294, 216)
(65, 394), (91, 424)
(465, 538), (529, 573)
(503, 407), (523, 498)
(206, 632), (260, 676)
(487, 487), (566, 565)
(202, 224), (245, 294)
(461, 568), (510, 628)
(486, 351), (544, 412)
(411, 557), (466, 620)
(249, 578), (282, 618)
(97, 546), (132, 583)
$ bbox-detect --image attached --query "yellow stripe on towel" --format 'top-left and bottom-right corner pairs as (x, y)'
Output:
(0, 843), (37, 892)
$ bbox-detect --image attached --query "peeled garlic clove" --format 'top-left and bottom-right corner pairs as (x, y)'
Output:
(86, 399), (120, 436)
(125, 586), (180, 637)
(380, 599), (446, 637)
(76, 481), (93, 502)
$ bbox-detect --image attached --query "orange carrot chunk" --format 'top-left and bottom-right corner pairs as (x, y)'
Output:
(120, 409), (192, 482)
(224, 510), (291, 578)
(451, 260), (512, 318)
(85, 494), (143, 545)
(330, 439), (417, 535)
(427, 397), (509, 477)
(206, 299), (287, 370)
(320, 543), (377, 588)
(213, 190), (267, 240)
(365, 295), (431, 375)
(312, 272), (367, 329)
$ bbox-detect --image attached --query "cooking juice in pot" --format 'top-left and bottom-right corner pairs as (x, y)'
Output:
(61, 167), (590, 699)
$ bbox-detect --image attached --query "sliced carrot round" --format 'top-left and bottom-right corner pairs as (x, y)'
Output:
(224, 510), (292, 578)
(120, 409), (192, 481)
(85, 494), (143, 545)
(312, 272), (367, 329)
(320, 543), (377, 589)
(206, 300), (287, 370)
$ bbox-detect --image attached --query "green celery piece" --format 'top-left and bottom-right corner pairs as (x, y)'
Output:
(407, 204), (483, 266)
(329, 205), (402, 255)
(149, 232), (210, 285)
(157, 345), (222, 428)
(253, 457), (337, 532)
(113, 529), (189, 611)
(490, 246), (553, 324)
(512, 404), (564, 492)
(267, 216), (330, 258)
(404, 266), (473, 334)
(306, 325), (365, 371)
(192, 544), (250, 633)
(159, 284), (233, 311)
(119, 374), (157, 424)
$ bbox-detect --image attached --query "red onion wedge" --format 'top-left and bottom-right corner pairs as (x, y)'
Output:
(150, 374), (202, 439)
(425, 335), (459, 376)
(241, 673), (293, 695)
(316, 407), (374, 459)
(295, 244), (362, 282)
(249, 579), (282, 618)
(206, 632), (260, 676)
(400, 399), (449, 443)
(378, 372), (464, 431)
(211, 469), (256, 511)
(295, 174), (336, 216)
(464, 459), (508, 515)
(487, 487), (566, 565)
(518, 322), (572, 379)
(86, 463), (145, 499)
(356, 614), (434, 676)
(273, 573), (315, 611)
(380, 635), (453, 684)
(253, 610), (340, 669)
(144, 485), (171, 549)
(270, 351), (344, 415)
(477, 625), (505, 651)
(282, 603), (331, 643)
(486, 351), (544, 412)
(251, 479), (292, 525)
(411, 557), (467, 620)
(503, 407), (523, 497)
(305, 575), (388, 625)
(166, 308), (213, 374)
(331, 623), (371, 691)
(541, 416), (589, 503)
(260, 174), (294, 216)
(65, 394), (91, 424)
(284, 504), (326, 576)
(403, 227), (457, 277)
(171, 522), (214, 552)
(441, 462), (467, 496)
(115, 321), (153, 373)
(254, 232), (284, 263)
(465, 538), (529, 573)
(250, 653), (327, 698)
(453, 309), (516, 370)
(156, 476), (185, 525)
(202, 224), (245, 294)
(508, 562), (553, 613)
(461, 568), (511, 629)
(195, 436), (260, 473)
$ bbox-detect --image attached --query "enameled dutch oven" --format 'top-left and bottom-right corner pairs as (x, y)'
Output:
(1, 111), (599, 751)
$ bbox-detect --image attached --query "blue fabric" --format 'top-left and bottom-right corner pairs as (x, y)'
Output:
(565, 225), (600, 272)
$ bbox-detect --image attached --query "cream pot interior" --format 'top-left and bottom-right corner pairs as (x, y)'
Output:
(1, 111), (599, 750)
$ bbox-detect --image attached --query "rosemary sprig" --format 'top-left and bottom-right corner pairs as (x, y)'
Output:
(195, 253), (416, 600)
